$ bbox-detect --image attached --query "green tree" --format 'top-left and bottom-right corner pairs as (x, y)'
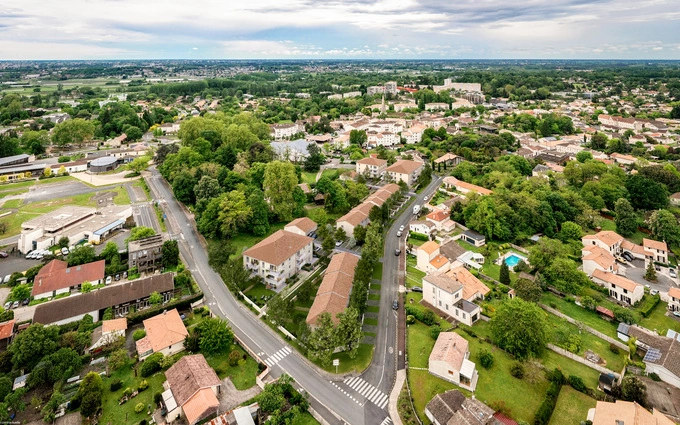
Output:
(247, 189), (270, 236)
(575, 151), (593, 163)
(528, 238), (568, 271)
(266, 296), (292, 325)
(362, 223), (383, 263)
(648, 209), (680, 246)
(645, 261), (657, 282)
(349, 130), (367, 148)
(52, 118), (95, 147)
(0, 376), (11, 402)
(101, 242), (120, 264)
(625, 175), (669, 211)
(514, 278), (542, 303)
(172, 170), (197, 204)
(194, 175), (221, 203)
(304, 143), (325, 172)
(41, 391), (66, 423)
(335, 308), (362, 359)
(559, 221), (582, 241)
(126, 156), (151, 174)
(108, 348), (129, 371)
(161, 240), (180, 268)
(129, 226), (156, 242)
(76, 372), (104, 418)
(322, 232), (336, 252)
(353, 224), (367, 245)
(219, 190), (252, 238)
(617, 376), (647, 406)
(81, 281), (93, 293)
(490, 298), (549, 360)
(499, 262), (510, 285)
(66, 245), (96, 266)
(264, 161), (298, 221)
(335, 227), (347, 241)
(148, 291), (163, 305)
(307, 313), (336, 366)
(10, 284), (30, 301)
(196, 317), (234, 354)
(9, 323), (60, 369)
(615, 198), (638, 237)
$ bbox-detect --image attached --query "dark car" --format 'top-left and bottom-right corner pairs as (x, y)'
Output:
(622, 252), (633, 262)
(21, 298), (29, 306)
(395, 249), (401, 256)
(115, 274), (120, 281)
(392, 300), (399, 310)
(412, 286), (423, 293)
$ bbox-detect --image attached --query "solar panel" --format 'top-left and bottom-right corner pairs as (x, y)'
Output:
(643, 348), (662, 362)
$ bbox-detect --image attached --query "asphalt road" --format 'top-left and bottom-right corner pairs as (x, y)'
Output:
(132, 204), (161, 233)
(146, 166), (444, 425)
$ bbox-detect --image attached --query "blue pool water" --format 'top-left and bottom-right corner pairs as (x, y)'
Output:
(505, 254), (524, 267)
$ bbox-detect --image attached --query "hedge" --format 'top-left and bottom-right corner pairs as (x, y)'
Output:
(409, 232), (429, 241)
(127, 293), (204, 325)
(638, 294), (660, 318)
(533, 369), (564, 425)
(404, 304), (437, 326)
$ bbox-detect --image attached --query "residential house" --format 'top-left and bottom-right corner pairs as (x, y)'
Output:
(32, 273), (175, 325)
(532, 164), (551, 178)
(136, 309), (188, 361)
(582, 231), (624, 256)
(356, 157), (387, 179)
(306, 252), (360, 327)
(243, 230), (313, 289)
(416, 241), (451, 274)
(610, 153), (637, 165)
(426, 210), (456, 233)
(164, 354), (222, 425)
(89, 318), (127, 353)
(439, 241), (484, 271)
(460, 230), (486, 247)
(284, 217), (317, 237)
(336, 184), (401, 237)
(0, 320), (14, 349)
(643, 238), (668, 264)
(386, 160), (423, 186)
(32, 259), (105, 300)
(626, 326), (680, 389)
(428, 332), (478, 391)
(442, 177), (492, 196)
(159, 122), (181, 134)
(128, 234), (166, 275)
(581, 245), (618, 276)
(588, 400), (675, 425)
(668, 287), (680, 312)
(434, 153), (464, 167)
(422, 274), (481, 326)
(670, 192), (680, 206)
(410, 220), (436, 237)
(270, 123), (303, 139)
(591, 270), (644, 305)
(425, 103), (450, 111)
(425, 390), (499, 425)
(444, 266), (490, 302)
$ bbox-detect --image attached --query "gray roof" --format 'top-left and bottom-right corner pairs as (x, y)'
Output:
(270, 139), (314, 156)
(440, 241), (466, 262)
(617, 322), (630, 335)
(0, 153), (30, 166)
(90, 156), (118, 167)
(463, 230), (485, 241)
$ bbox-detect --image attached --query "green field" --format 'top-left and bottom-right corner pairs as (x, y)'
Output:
(639, 301), (680, 335)
(541, 292), (618, 338)
(229, 222), (287, 258)
(548, 386), (597, 425)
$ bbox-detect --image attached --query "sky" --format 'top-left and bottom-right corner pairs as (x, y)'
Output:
(1, 0), (679, 60)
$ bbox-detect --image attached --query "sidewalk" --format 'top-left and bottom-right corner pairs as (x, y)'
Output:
(388, 369), (406, 425)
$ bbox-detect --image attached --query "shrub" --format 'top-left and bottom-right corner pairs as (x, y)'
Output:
(609, 344), (620, 355)
(141, 352), (164, 377)
(140, 421), (147, 425)
(510, 362), (525, 379)
(430, 325), (442, 340)
(153, 392), (162, 405)
(409, 232), (429, 241)
(478, 348), (494, 369)
(58, 156), (71, 163)
(110, 379), (122, 392)
(648, 372), (661, 382)
(638, 294), (660, 318)
(123, 388), (133, 398)
(534, 372), (563, 425)
(404, 305), (437, 326)
(137, 380), (148, 392)
(229, 350), (241, 367)
(568, 375), (586, 393)
(549, 302), (557, 309)
(406, 315), (416, 325)
(134, 402), (144, 413)
(133, 329), (147, 341)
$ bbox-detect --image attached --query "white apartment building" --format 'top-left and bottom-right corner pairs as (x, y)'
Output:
(386, 159), (423, 186)
(270, 123), (303, 139)
(422, 274), (481, 326)
(356, 157), (387, 179)
(384, 81), (398, 95)
(243, 229), (314, 289)
(367, 86), (385, 95)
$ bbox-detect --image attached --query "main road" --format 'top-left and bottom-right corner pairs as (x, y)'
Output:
(146, 167), (444, 425)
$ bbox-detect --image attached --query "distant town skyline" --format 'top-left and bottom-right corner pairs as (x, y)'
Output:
(2, 0), (679, 60)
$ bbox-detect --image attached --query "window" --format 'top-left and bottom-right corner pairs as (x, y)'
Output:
(463, 313), (466, 319)
(448, 370), (454, 375)
(445, 304), (449, 310)
(439, 300), (442, 306)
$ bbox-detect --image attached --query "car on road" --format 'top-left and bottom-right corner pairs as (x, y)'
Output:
(412, 286), (423, 293)
(0, 251), (7, 258)
(622, 252), (634, 262)
(423, 195), (429, 201)
(395, 249), (401, 256)
(674, 311), (680, 317)
(396, 231), (402, 237)
(670, 269), (677, 279)
(11, 301), (19, 309)
(651, 289), (659, 295)
(399, 225), (405, 232)
(645, 284), (651, 290)
(392, 300), (399, 310)
(335, 240), (342, 247)
(61, 247), (69, 256)
(106, 276), (112, 285)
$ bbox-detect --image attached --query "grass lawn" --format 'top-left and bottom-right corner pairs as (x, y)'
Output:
(100, 364), (166, 425)
(366, 306), (380, 313)
(541, 292), (618, 338)
(545, 313), (626, 373)
(541, 350), (602, 389)
(327, 343), (374, 374)
(548, 386), (596, 425)
(407, 237), (425, 247)
(245, 282), (277, 306)
(292, 412), (321, 425)
(229, 222), (287, 258)
(301, 171), (318, 184)
(112, 185), (131, 205)
(364, 318), (378, 326)
(204, 344), (259, 390)
(1, 199), (21, 209)
(320, 169), (339, 180)
(408, 369), (461, 424)
(368, 294), (380, 301)
(372, 263), (383, 280)
(406, 256), (425, 288)
(639, 301), (680, 335)
(370, 284), (382, 291)
(0, 189), (28, 199)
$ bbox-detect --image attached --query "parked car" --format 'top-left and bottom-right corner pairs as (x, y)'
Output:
(115, 274), (120, 281)
(670, 269), (677, 279)
(3, 275), (10, 284)
(0, 251), (8, 258)
(650, 289), (659, 296)
(335, 240), (342, 247)
(673, 311), (680, 317)
(123, 271), (127, 279)
(24, 251), (33, 259)
(3, 302), (10, 309)
(412, 286), (423, 293)
(622, 252), (634, 262)
(35, 252), (44, 260)
(395, 249), (401, 256)
(106, 276), (112, 285)
(69, 246), (76, 253)
(61, 247), (69, 256)
(11, 301), (19, 309)
(22, 298), (29, 306)
(396, 231), (402, 237)
(392, 300), (399, 310)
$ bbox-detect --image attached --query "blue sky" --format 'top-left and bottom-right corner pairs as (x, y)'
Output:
(1, 0), (679, 59)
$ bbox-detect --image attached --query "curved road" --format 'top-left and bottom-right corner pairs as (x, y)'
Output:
(146, 167), (443, 425)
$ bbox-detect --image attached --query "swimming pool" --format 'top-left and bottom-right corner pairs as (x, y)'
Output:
(505, 254), (524, 267)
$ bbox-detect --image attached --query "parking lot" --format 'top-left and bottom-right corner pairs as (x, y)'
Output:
(623, 258), (677, 294)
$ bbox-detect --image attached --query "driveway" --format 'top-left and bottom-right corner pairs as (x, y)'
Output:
(0, 253), (42, 278)
(624, 260), (676, 293)
(642, 376), (680, 418)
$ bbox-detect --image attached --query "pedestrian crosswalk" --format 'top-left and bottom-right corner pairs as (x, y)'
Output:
(264, 346), (292, 367)
(343, 377), (389, 409)
(380, 417), (392, 425)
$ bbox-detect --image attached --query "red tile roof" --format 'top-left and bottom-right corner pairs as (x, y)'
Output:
(0, 320), (15, 340)
(32, 260), (105, 297)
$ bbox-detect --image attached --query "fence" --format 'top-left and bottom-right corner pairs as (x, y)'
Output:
(547, 344), (620, 379)
(240, 292), (262, 313)
(540, 303), (629, 352)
